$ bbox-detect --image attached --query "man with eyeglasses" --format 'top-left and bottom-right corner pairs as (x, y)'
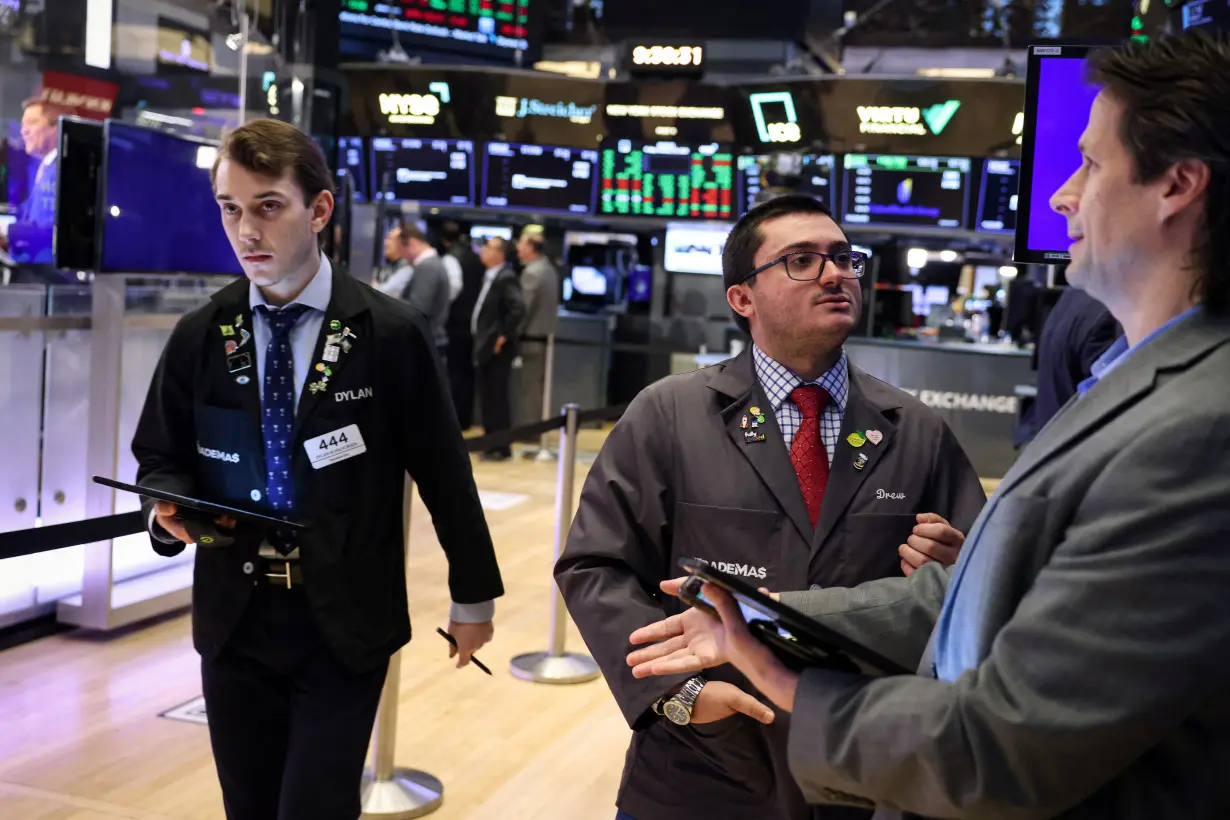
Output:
(555, 194), (986, 820)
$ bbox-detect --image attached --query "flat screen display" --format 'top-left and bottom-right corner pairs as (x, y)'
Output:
(339, 0), (531, 63)
(663, 223), (731, 275)
(481, 142), (598, 215)
(599, 139), (734, 220)
(738, 153), (837, 214)
(55, 118), (103, 271)
(1014, 45), (1100, 264)
(841, 154), (971, 230)
(370, 137), (475, 206)
(975, 158), (1019, 235)
(98, 121), (241, 275)
(338, 136), (367, 202)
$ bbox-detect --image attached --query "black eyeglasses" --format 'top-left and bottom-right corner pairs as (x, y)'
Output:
(739, 249), (868, 285)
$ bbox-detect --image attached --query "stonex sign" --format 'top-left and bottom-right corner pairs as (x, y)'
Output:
(857, 100), (962, 136)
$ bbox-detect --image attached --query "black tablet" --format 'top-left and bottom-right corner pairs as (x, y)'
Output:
(93, 477), (307, 530)
(677, 557), (911, 676)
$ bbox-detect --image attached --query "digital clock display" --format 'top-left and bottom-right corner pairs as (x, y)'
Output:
(632, 45), (704, 67)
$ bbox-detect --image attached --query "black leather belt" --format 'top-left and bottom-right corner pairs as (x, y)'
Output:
(259, 557), (304, 589)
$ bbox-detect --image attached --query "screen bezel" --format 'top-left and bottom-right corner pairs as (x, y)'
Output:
(1012, 42), (1108, 265)
(54, 116), (103, 271)
(94, 120), (239, 276)
(480, 141), (599, 216)
(840, 153), (974, 232)
(973, 157), (1020, 237)
(369, 137), (477, 208)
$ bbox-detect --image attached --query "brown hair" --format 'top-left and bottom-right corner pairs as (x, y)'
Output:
(1086, 30), (1230, 315)
(211, 118), (335, 206)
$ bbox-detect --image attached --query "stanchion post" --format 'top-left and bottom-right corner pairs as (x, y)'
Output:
(510, 404), (601, 685)
(360, 478), (444, 819)
(534, 334), (556, 462)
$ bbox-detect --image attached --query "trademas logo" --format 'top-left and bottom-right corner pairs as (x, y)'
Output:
(197, 442), (241, 463)
(693, 557), (768, 580)
(858, 100), (961, 136)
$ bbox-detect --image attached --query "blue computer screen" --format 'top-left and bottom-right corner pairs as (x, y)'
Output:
(99, 121), (242, 275)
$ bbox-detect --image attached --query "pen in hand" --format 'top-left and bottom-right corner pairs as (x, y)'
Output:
(436, 627), (492, 675)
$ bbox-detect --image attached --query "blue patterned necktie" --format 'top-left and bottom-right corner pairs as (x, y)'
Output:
(255, 304), (311, 551)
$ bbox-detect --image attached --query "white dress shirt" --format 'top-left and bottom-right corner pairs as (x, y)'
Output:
(471, 266), (503, 335)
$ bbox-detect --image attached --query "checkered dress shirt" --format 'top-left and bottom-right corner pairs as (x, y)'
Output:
(751, 344), (849, 467)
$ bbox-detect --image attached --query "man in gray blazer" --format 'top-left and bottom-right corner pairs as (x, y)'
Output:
(513, 229), (559, 438)
(626, 31), (1230, 820)
(556, 194), (987, 820)
(396, 223), (451, 361)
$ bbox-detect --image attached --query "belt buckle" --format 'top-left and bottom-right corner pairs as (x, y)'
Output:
(265, 560), (293, 589)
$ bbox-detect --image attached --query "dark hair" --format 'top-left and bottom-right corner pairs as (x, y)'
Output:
(721, 193), (839, 333)
(211, 118), (335, 207)
(399, 222), (429, 245)
(1086, 29), (1230, 315)
(484, 235), (511, 263)
(439, 220), (466, 246)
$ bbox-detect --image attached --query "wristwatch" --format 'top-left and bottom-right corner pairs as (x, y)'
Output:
(657, 676), (706, 726)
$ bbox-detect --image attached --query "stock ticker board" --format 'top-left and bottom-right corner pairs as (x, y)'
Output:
(340, 0), (531, 52)
(599, 140), (735, 220)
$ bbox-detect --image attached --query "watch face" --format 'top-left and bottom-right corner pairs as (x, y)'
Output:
(663, 700), (690, 725)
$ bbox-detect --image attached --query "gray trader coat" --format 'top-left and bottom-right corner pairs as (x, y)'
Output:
(778, 311), (1230, 820)
(555, 349), (987, 820)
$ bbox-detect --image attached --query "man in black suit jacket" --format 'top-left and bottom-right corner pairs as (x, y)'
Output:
(471, 236), (526, 461)
(132, 119), (503, 820)
(441, 222), (486, 429)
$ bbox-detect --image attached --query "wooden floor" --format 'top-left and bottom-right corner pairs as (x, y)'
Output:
(0, 425), (1001, 820)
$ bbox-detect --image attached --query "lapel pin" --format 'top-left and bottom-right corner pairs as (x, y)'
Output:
(744, 430), (766, 443)
(866, 429), (884, 446)
(847, 431), (867, 448)
(309, 381), (326, 394)
(225, 340), (238, 355)
(749, 406), (761, 417)
(330, 319), (342, 331)
(235, 314), (244, 328)
(740, 415), (749, 429)
(221, 324), (235, 337)
(853, 452), (869, 470)
(236, 375), (250, 385)
(341, 339), (352, 353)
(326, 332), (343, 346)
(323, 345), (340, 363)
(238, 328), (252, 348)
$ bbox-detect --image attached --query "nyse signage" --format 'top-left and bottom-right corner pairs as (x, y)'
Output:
(379, 82), (452, 125)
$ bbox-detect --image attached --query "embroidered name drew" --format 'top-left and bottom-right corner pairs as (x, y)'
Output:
(197, 443), (240, 463)
(876, 489), (906, 500)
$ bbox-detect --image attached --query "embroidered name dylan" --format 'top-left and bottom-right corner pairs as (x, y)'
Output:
(335, 388), (373, 402)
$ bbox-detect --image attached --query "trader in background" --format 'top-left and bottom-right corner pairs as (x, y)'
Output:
(627, 31), (1230, 820)
(472, 236), (525, 461)
(514, 227), (560, 449)
(556, 194), (986, 820)
(1014, 283), (1120, 448)
(442, 221), (486, 429)
(132, 118), (502, 820)
(394, 222), (452, 363)
(0, 99), (68, 268)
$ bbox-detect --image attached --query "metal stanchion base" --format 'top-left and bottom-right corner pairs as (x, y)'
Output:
(360, 768), (443, 819)
(509, 651), (601, 684)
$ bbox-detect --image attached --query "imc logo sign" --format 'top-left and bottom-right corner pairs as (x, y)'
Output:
(857, 100), (961, 136)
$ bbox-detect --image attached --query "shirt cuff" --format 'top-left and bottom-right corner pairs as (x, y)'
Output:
(148, 508), (181, 545)
(449, 599), (495, 623)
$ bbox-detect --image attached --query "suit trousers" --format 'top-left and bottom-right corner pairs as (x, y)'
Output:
(478, 351), (514, 455)
(200, 584), (388, 820)
(447, 332), (476, 429)
(514, 344), (548, 442)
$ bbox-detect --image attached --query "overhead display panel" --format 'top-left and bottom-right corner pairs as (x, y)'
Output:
(975, 158), (1019, 235)
(481, 142), (599, 215)
(370, 137), (475, 206)
(339, 0), (533, 64)
(841, 154), (972, 230)
(598, 139), (735, 220)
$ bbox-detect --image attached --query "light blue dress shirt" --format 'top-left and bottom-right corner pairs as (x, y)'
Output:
(933, 305), (1204, 682)
(751, 344), (850, 467)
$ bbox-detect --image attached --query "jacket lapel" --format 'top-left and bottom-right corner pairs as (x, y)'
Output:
(997, 312), (1230, 496)
(708, 352), (814, 544)
(293, 266), (370, 438)
(812, 368), (901, 553)
(209, 279), (264, 436)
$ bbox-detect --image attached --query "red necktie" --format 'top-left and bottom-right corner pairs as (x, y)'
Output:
(789, 385), (831, 528)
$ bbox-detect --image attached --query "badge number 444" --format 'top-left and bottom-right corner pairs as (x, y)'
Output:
(305, 424), (367, 470)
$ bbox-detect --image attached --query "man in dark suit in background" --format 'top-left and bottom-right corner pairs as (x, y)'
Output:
(472, 236), (526, 461)
(1014, 284), (1120, 448)
(395, 223), (452, 363)
(442, 222), (486, 429)
(132, 118), (503, 820)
